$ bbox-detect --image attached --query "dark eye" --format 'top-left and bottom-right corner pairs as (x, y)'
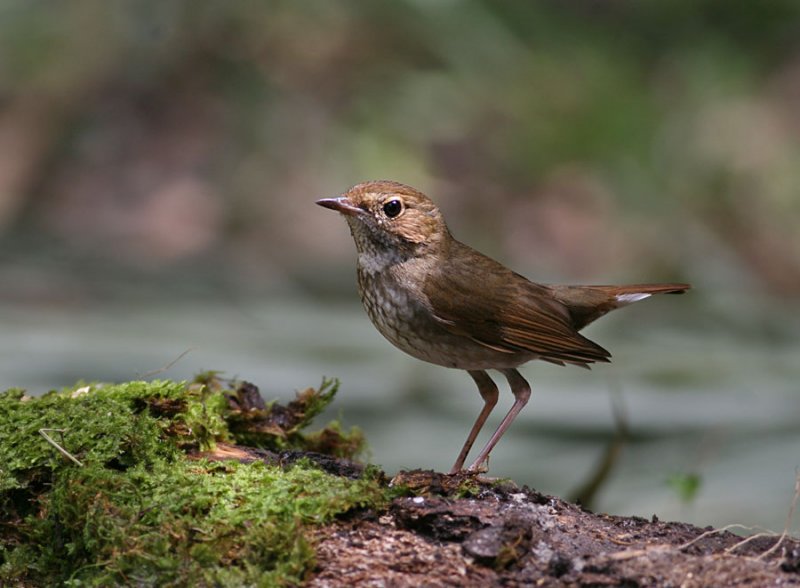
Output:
(382, 199), (403, 218)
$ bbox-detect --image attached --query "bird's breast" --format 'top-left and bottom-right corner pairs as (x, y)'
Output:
(355, 262), (533, 370)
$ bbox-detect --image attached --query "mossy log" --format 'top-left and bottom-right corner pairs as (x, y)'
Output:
(1, 377), (798, 587)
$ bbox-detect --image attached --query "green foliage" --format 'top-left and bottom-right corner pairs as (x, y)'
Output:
(291, 376), (339, 432)
(0, 379), (386, 587)
(0, 0), (799, 296)
(225, 377), (366, 460)
(302, 420), (366, 460)
(667, 472), (703, 504)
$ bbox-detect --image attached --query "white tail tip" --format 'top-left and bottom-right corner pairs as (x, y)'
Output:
(615, 292), (652, 305)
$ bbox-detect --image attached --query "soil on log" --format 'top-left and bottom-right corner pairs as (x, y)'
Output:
(304, 470), (800, 587)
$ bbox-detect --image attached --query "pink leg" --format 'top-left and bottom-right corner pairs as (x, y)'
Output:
(449, 370), (498, 474)
(467, 369), (531, 473)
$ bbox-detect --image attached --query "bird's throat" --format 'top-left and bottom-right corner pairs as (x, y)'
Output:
(357, 248), (404, 275)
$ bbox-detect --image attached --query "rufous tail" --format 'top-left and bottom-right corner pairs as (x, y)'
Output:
(549, 282), (690, 330)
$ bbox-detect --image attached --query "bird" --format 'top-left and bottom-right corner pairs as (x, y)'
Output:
(316, 180), (690, 474)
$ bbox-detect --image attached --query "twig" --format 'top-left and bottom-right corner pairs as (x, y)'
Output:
(726, 532), (779, 554)
(681, 470), (800, 561)
(755, 468), (800, 560)
(141, 347), (195, 379)
(678, 524), (769, 551)
(570, 386), (629, 507)
(39, 428), (84, 467)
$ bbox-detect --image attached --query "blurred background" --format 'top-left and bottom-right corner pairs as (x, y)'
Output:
(1, 1), (798, 531)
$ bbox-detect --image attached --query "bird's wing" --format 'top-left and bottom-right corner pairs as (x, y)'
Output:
(422, 242), (610, 367)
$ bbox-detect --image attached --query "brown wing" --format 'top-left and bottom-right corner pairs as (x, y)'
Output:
(423, 241), (610, 367)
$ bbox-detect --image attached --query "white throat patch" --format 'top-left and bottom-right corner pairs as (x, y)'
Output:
(358, 249), (401, 275)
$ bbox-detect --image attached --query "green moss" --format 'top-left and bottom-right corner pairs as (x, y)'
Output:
(45, 460), (383, 586)
(0, 378), (387, 587)
(0, 381), (200, 495)
(225, 377), (366, 460)
(302, 420), (366, 459)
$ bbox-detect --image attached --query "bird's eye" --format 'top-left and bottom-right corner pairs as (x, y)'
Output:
(382, 199), (403, 218)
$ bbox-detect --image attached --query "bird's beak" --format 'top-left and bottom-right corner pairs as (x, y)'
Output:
(315, 196), (364, 217)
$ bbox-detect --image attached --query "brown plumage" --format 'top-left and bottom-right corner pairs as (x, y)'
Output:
(317, 180), (690, 473)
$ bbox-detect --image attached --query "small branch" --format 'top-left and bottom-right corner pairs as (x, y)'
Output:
(678, 524), (769, 551)
(755, 468), (800, 561)
(570, 388), (629, 507)
(726, 531), (779, 554)
(680, 470), (800, 562)
(141, 348), (195, 379)
(39, 428), (84, 467)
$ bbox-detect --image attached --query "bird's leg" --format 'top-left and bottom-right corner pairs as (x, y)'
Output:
(466, 368), (531, 473)
(449, 370), (499, 474)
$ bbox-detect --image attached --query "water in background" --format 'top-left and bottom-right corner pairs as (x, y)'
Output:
(2, 289), (798, 533)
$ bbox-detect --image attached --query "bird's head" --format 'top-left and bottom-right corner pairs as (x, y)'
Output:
(316, 180), (449, 256)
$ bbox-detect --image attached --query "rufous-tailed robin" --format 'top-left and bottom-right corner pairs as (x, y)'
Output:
(317, 180), (689, 473)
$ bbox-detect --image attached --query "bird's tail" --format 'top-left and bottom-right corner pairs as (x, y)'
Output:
(549, 282), (690, 330)
(596, 283), (691, 303)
